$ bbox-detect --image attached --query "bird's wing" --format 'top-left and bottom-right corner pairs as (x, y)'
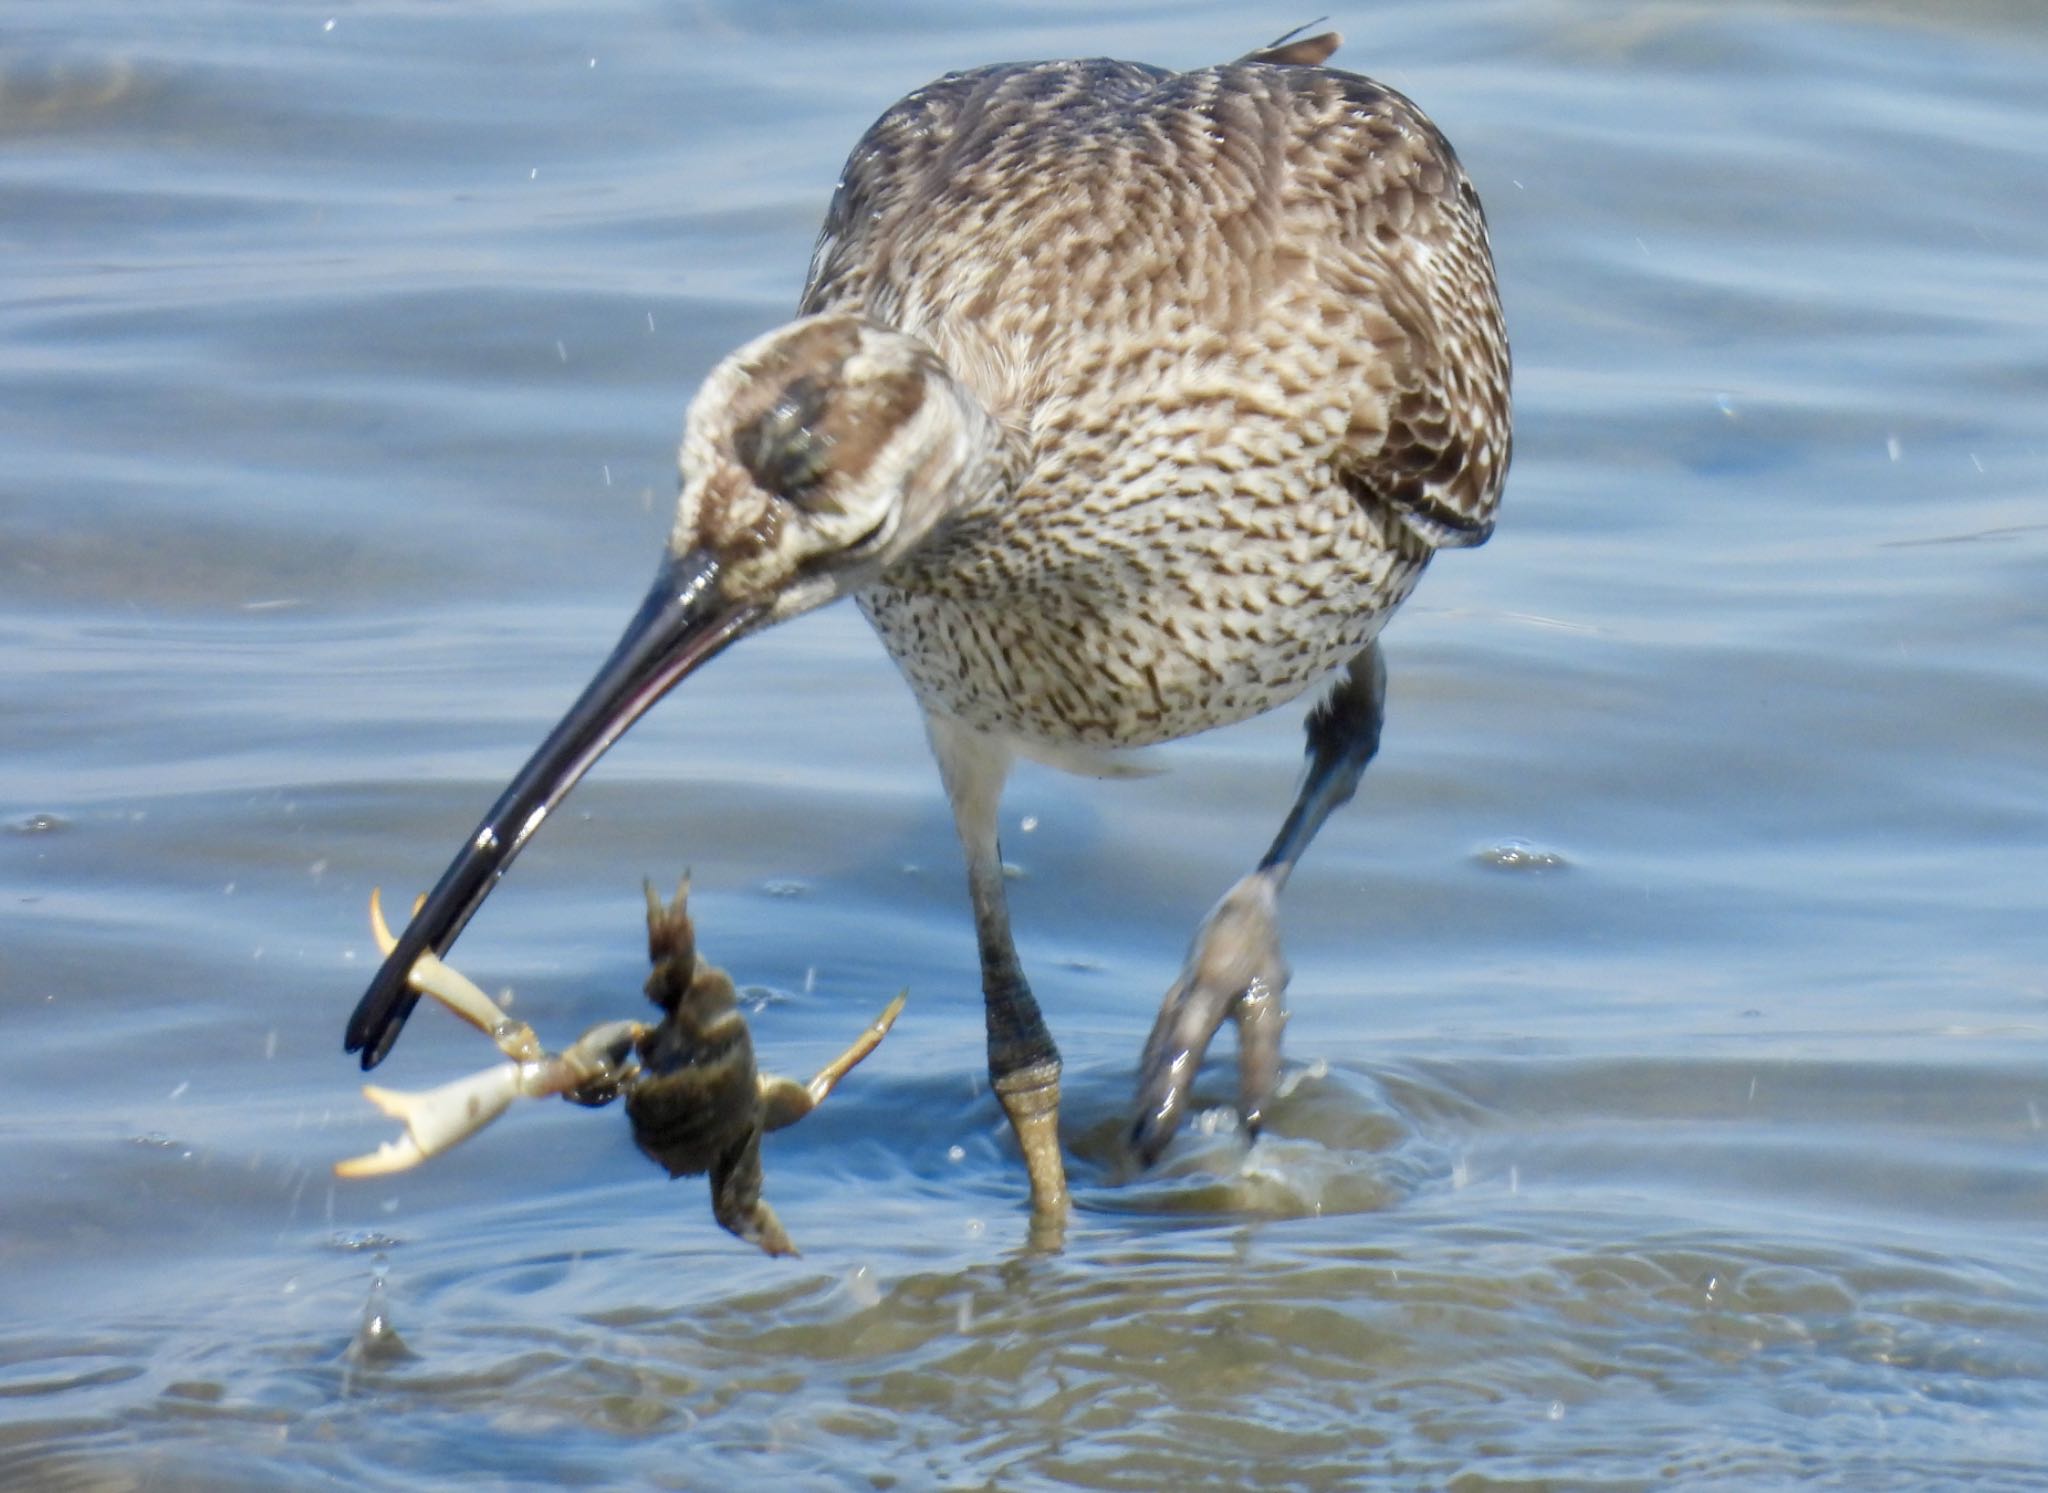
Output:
(799, 57), (1510, 550)
(1295, 68), (1511, 551)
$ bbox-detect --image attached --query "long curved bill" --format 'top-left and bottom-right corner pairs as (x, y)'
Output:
(343, 549), (760, 1069)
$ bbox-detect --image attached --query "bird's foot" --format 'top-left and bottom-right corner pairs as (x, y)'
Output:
(993, 1058), (1070, 1219)
(1131, 867), (1290, 1166)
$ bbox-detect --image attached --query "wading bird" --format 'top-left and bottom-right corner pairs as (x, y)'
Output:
(345, 27), (1510, 1219)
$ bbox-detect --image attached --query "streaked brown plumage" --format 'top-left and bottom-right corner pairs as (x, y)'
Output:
(807, 47), (1508, 747)
(347, 29), (1510, 1225)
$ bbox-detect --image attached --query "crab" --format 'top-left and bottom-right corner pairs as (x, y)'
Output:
(335, 879), (906, 1256)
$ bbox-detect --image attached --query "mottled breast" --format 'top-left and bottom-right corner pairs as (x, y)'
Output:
(803, 53), (1510, 749)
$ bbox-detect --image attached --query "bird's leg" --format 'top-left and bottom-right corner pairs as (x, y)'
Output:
(1132, 641), (1386, 1164)
(928, 716), (1069, 1217)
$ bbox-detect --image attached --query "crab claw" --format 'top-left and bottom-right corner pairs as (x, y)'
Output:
(333, 1060), (525, 1177)
(368, 888), (541, 1062)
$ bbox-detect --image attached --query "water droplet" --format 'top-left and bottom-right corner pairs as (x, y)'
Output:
(1475, 839), (1568, 872)
(328, 1229), (403, 1252)
(346, 1275), (417, 1364)
(843, 1264), (881, 1309)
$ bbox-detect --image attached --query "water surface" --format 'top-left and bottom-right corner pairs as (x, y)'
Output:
(3, 1), (2046, 1487)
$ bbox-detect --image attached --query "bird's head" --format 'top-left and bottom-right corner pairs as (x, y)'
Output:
(345, 311), (1001, 1068)
(673, 312), (993, 622)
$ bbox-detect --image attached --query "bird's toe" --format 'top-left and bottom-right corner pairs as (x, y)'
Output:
(1131, 870), (1291, 1166)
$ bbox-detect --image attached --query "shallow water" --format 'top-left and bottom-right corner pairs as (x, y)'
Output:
(4, 0), (2046, 1487)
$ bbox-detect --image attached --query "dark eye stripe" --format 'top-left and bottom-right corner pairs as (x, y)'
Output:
(735, 375), (838, 502)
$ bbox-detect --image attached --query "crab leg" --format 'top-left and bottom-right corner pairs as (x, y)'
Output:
(367, 887), (542, 1062)
(806, 990), (909, 1105)
(760, 991), (909, 1133)
(335, 1061), (525, 1177)
(338, 890), (648, 1177)
(334, 1018), (648, 1178)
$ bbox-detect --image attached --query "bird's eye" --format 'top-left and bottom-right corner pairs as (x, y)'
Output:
(735, 376), (839, 509)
